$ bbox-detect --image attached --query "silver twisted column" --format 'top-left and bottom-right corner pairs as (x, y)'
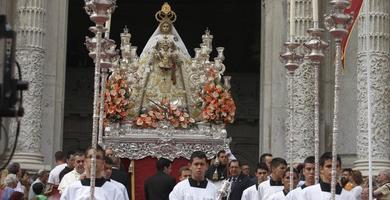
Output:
(303, 27), (328, 184)
(324, 0), (352, 199)
(280, 40), (303, 191)
(84, 1), (116, 199)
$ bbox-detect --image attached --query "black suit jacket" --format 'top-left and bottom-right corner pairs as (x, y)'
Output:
(228, 174), (255, 200)
(111, 168), (131, 200)
(144, 171), (176, 200)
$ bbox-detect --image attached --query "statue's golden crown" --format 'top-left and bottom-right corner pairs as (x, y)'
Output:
(155, 2), (177, 24)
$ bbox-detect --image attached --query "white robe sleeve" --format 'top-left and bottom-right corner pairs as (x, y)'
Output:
(169, 183), (183, 200)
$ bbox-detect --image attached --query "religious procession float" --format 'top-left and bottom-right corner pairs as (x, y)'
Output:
(84, 2), (236, 198)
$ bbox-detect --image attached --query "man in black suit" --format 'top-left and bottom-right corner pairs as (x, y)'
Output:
(227, 160), (255, 200)
(144, 157), (176, 200)
(111, 156), (131, 200)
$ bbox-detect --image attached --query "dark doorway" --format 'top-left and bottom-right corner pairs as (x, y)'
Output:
(64, 0), (260, 170)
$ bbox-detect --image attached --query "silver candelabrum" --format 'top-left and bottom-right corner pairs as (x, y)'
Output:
(303, 27), (328, 185)
(280, 40), (303, 192)
(84, 0), (116, 199)
(324, 0), (352, 199)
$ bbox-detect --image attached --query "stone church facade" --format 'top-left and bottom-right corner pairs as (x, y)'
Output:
(1, 0), (389, 174)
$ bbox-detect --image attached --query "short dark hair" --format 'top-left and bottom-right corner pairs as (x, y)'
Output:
(85, 145), (105, 158)
(32, 182), (45, 195)
(319, 152), (341, 167)
(257, 162), (269, 172)
(55, 151), (66, 161)
(304, 156), (315, 165)
(156, 158), (172, 171)
(190, 151), (207, 163)
(228, 159), (241, 167)
(342, 168), (353, 174)
(260, 153), (272, 163)
(7, 163), (20, 174)
(105, 156), (114, 166)
(271, 157), (287, 169)
(284, 167), (299, 178)
(217, 150), (226, 157)
(66, 150), (75, 160)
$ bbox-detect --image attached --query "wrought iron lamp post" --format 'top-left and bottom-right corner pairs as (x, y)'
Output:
(324, 0), (352, 199)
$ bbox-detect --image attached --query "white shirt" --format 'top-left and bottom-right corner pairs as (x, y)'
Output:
(48, 163), (67, 185)
(169, 179), (217, 200)
(58, 169), (82, 194)
(241, 184), (258, 200)
(350, 185), (362, 200)
(258, 179), (284, 200)
(60, 179), (125, 200)
(14, 181), (25, 193)
(269, 191), (287, 200)
(109, 179), (129, 200)
(302, 183), (356, 200)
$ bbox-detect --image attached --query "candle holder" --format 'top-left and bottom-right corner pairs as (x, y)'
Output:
(303, 27), (328, 185)
(280, 39), (303, 192)
(324, 0), (353, 199)
(84, 0), (116, 199)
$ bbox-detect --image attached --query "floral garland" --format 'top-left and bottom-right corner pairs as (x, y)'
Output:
(200, 69), (236, 124)
(104, 71), (132, 123)
(134, 97), (195, 129)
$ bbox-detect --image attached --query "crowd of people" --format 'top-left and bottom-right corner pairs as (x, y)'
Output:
(1, 148), (389, 200)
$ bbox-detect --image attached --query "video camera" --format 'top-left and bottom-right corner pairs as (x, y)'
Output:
(0, 15), (28, 117)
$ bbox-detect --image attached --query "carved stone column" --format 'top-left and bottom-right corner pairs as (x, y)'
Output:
(11, 0), (46, 171)
(287, 0), (314, 163)
(354, 0), (390, 175)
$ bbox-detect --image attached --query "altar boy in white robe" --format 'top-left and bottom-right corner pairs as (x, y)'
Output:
(60, 146), (126, 200)
(258, 158), (287, 200)
(301, 152), (356, 200)
(286, 156), (315, 200)
(169, 151), (218, 200)
(269, 168), (299, 200)
(241, 162), (269, 200)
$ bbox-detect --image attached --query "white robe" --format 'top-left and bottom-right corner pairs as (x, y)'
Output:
(258, 180), (284, 200)
(241, 184), (258, 200)
(60, 180), (126, 200)
(268, 191), (287, 200)
(109, 179), (129, 200)
(169, 179), (217, 200)
(302, 184), (356, 200)
(48, 163), (67, 185)
(285, 186), (303, 200)
(58, 169), (82, 194)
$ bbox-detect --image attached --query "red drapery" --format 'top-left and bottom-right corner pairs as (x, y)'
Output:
(122, 157), (189, 200)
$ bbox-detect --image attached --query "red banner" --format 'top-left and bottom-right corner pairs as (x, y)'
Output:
(342, 0), (363, 64)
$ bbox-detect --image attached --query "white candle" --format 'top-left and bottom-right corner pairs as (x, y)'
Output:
(290, 0), (296, 40)
(312, 0), (319, 28)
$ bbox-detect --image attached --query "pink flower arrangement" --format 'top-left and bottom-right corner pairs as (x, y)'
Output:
(200, 69), (236, 124)
(104, 72), (132, 123)
(134, 97), (195, 129)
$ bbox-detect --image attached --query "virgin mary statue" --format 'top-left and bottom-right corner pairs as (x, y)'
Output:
(130, 3), (195, 117)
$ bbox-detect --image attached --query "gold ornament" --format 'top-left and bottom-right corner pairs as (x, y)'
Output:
(155, 2), (177, 24)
